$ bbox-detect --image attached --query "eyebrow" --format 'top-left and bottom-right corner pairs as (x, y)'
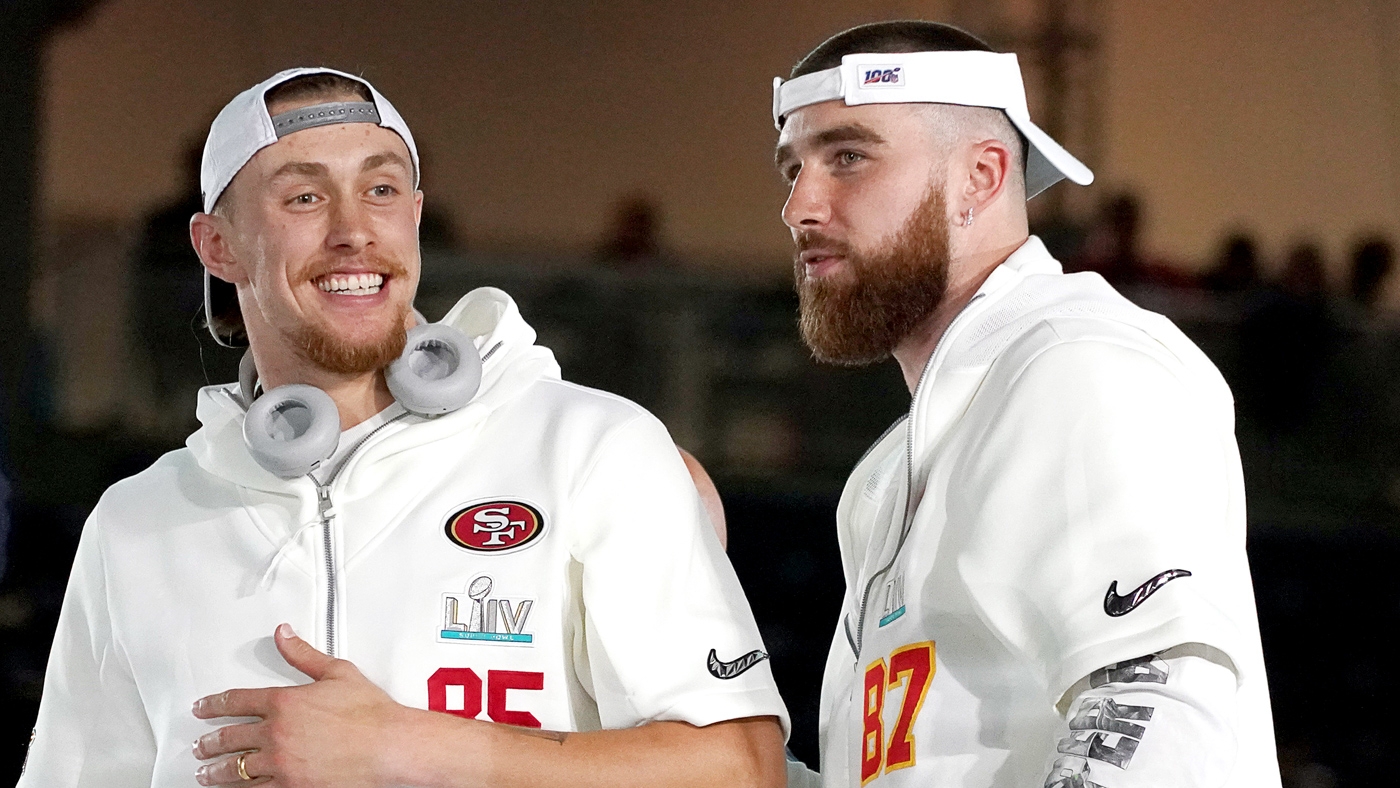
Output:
(267, 151), (411, 182)
(270, 161), (329, 180)
(774, 123), (887, 168)
(360, 151), (412, 175)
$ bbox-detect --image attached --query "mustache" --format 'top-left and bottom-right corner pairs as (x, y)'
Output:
(793, 230), (853, 261)
(300, 253), (411, 283)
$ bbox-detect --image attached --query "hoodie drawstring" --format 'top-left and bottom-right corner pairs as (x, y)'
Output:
(258, 518), (324, 590)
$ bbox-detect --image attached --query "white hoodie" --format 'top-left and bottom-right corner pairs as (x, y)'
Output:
(20, 288), (788, 788)
(809, 239), (1280, 787)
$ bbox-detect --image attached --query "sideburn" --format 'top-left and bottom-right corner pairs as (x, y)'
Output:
(796, 185), (952, 366)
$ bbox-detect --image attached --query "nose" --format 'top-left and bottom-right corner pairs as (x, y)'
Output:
(781, 168), (830, 231)
(326, 193), (373, 253)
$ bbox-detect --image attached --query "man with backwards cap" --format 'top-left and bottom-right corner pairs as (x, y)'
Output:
(772, 22), (1280, 788)
(20, 68), (787, 787)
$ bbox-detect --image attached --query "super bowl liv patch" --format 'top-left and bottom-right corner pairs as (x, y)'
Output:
(878, 572), (906, 627)
(440, 575), (534, 645)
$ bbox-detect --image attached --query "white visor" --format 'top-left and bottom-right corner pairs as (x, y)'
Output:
(772, 51), (1093, 198)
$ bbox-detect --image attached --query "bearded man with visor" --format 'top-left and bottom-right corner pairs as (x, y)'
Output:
(19, 67), (787, 788)
(772, 22), (1281, 788)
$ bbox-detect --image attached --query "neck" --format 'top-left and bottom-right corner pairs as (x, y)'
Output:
(252, 347), (395, 430)
(891, 234), (1029, 394)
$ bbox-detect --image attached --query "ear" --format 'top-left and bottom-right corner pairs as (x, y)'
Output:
(190, 211), (248, 286)
(958, 138), (1014, 219)
(413, 190), (424, 228)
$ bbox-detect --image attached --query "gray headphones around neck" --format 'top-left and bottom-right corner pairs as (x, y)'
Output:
(239, 322), (483, 479)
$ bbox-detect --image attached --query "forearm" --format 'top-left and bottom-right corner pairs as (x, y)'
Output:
(388, 712), (786, 788)
(1044, 645), (1239, 787)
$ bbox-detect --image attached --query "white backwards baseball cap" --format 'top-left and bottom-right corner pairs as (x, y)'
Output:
(199, 67), (420, 346)
(772, 51), (1093, 198)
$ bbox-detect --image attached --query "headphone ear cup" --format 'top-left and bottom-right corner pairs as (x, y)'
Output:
(243, 384), (341, 478)
(386, 323), (482, 416)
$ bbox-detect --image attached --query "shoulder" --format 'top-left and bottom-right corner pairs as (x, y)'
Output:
(96, 449), (193, 513)
(495, 377), (680, 483)
(508, 377), (664, 446)
(524, 377), (655, 424)
(89, 448), (237, 539)
(958, 271), (1231, 415)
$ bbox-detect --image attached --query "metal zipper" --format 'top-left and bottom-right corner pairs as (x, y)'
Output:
(315, 486), (338, 657)
(307, 411), (410, 657)
(850, 293), (986, 658)
(300, 338), (498, 656)
(852, 414), (909, 472)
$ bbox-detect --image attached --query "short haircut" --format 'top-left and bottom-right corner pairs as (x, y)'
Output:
(791, 20), (997, 78)
(205, 72), (375, 343)
(792, 21), (1027, 189)
(263, 72), (372, 113)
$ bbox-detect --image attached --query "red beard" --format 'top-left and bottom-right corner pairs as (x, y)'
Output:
(292, 252), (411, 375)
(795, 184), (951, 366)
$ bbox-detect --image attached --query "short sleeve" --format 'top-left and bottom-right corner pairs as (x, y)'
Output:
(950, 339), (1257, 703)
(19, 505), (157, 787)
(568, 414), (790, 736)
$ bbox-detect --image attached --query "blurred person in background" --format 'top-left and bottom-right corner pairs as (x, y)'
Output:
(1203, 232), (1263, 295)
(1238, 241), (1336, 432)
(1070, 191), (1193, 289)
(1070, 191), (1145, 285)
(130, 137), (241, 435)
(1327, 235), (1398, 479)
(20, 67), (785, 788)
(772, 20), (1279, 788)
(595, 193), (667, 270)
(1347, 235), (1393, 315)
(411, 144), (462, 254)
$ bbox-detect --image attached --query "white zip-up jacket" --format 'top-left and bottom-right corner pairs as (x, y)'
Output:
(812, 238), (1280, 787)
(20, 288), (788, 788)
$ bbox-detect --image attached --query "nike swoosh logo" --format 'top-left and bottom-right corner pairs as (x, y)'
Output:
(707, 648), (769, 680)
(1104, 569), (1192, 617)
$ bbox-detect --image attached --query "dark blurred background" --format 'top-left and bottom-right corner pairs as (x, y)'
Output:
(3, 1), (1399, 785)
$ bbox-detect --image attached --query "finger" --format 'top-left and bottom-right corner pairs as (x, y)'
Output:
(193, 688), (274, 720)
(196, 750), (273, 786)
(274, 623), (339, 681)
(194, 721), (266, 760)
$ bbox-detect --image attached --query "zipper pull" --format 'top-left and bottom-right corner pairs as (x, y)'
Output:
(317, 485), (336, 523)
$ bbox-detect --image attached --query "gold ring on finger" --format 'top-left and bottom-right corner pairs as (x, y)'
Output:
(236, 752), (254, 782)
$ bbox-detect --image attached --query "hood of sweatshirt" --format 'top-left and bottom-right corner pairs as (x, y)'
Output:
(187, 287), (561, 497)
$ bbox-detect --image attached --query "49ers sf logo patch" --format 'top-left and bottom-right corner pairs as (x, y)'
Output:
(445, 501), (545, 553)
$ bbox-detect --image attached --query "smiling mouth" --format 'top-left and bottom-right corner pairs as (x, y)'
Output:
(315, 272), (385, 297)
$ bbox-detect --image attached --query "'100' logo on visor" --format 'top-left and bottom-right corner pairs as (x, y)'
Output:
(445, 501), (545, 553)
(862, 67), (904, 87)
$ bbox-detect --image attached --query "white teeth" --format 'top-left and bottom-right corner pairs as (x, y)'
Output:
(316, 273), (385, 295)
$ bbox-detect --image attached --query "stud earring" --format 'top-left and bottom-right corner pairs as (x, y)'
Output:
(964, 208), (975, 227)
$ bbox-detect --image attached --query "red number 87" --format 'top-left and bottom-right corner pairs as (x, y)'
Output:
(861, 642), (934, 784)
